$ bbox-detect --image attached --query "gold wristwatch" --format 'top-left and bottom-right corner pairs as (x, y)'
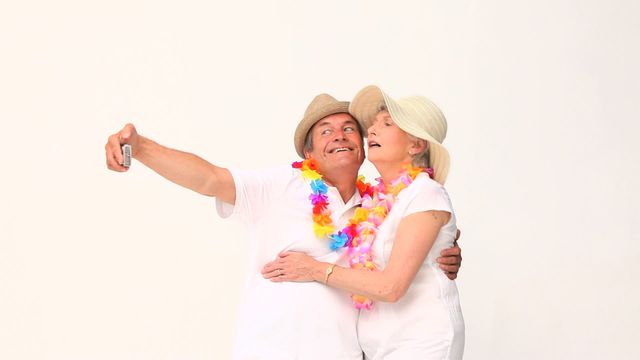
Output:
(324, 264), (337, 284)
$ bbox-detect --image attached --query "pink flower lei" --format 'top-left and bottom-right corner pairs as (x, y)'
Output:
(292, 159), (433, 309)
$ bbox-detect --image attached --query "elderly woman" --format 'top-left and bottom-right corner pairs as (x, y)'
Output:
(262, 85), (464, 359)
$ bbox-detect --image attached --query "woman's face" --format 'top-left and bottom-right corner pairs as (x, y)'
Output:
(366, 110), (415, 166)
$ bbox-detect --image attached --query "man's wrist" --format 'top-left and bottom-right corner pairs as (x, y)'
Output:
(133, 136), (150, 159)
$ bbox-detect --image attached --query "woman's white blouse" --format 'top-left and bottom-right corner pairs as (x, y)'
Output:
(358, 173), (465, 360)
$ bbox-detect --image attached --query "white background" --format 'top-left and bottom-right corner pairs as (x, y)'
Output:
(1, 1), (639, 359)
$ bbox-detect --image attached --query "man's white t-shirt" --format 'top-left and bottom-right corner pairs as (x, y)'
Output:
(216, 165), (363, 360)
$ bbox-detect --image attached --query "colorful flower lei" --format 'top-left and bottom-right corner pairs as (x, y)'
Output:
(292, 158), (432, 309)
(292, 159), (370, 243)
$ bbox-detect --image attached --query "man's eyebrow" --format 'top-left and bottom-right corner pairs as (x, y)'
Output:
(316, 118), (357, 128)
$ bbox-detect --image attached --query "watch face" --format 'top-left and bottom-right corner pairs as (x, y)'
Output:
(324, 265), (335, 284)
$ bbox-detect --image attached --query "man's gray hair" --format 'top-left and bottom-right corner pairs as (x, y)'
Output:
(303, 131), (314, 153)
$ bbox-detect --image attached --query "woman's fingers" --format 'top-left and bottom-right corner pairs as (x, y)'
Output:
(263, 251), (313, 282)
(262, 266), (283, 279)
(261, 261), (278, 274)
(262, 260), (292, 281)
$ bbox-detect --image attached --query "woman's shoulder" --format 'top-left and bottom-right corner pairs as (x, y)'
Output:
(401, 173), (454, 211)
(408, 173), (448, 196)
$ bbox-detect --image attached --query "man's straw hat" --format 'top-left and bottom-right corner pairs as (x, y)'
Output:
(294, 94), (350, 158)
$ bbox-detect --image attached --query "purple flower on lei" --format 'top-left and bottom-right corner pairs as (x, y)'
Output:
(309, 193), (328, 205)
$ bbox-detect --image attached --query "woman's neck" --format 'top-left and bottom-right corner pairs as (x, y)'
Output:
(375, 162), (406, 186)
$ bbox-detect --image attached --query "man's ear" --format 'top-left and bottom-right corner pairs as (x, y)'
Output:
(303, 150), (312, 159)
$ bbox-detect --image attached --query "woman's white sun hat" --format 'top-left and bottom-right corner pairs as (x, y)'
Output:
(349, 85), (450, 184)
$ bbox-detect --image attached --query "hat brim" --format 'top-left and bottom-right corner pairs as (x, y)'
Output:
(349, 85), (450, 184)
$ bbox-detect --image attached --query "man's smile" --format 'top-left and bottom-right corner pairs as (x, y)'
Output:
(327, 146), (355, 154)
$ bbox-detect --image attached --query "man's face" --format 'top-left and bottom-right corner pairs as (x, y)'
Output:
(303, 113), (365, 174)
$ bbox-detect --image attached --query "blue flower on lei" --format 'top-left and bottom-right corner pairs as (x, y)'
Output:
(310, 179), (328, 194)
(329, 231), (349, 250)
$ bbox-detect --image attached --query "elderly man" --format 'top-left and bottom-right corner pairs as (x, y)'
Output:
(105, 94), (462, 360)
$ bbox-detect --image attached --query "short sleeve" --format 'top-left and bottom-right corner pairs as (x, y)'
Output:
(215, 165), (294, 224)
(404, 176), (454, 217)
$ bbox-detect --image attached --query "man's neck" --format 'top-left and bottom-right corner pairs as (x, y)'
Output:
(323, 170), (359, 203)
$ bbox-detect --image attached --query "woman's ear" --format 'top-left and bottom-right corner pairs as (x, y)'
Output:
(410, 139), (427, 155)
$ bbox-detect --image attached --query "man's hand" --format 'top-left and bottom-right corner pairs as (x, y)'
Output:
(437, 229), (462, 280)
(105, 123), (139, 172)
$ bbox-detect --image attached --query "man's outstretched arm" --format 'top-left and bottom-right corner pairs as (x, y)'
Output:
(105, 123), (236, 204)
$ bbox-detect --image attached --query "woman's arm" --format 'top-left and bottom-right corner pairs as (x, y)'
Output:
(262, 210), (450, 302)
